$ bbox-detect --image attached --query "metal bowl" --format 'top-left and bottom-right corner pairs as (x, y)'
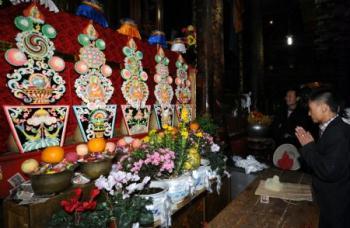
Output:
(30, 170), (73, 195)
(247, 123), (270, 137)
(80, 158), (112, 180)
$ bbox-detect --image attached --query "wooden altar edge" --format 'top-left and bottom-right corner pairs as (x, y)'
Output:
(3, 176), (230, 228)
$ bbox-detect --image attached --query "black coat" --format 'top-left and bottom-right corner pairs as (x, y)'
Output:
(272, 105), (317, 147)
(301, 117), (350, 228)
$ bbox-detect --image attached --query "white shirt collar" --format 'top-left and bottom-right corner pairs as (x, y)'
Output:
(319, 115), (338, 136)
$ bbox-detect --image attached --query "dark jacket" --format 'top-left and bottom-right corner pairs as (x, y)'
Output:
(272, 105), (317, 147)
(301, 117), (350, 228)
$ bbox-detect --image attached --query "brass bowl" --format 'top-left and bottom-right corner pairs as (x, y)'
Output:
(80, 159), (112, 180)
(30, 170), (73, 195)
(247, 123), (270, 138)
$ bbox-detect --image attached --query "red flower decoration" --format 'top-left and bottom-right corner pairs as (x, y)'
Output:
(60, 188), (100, 213)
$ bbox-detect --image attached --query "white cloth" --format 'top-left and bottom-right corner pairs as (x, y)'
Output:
(232, 155), (268, 174)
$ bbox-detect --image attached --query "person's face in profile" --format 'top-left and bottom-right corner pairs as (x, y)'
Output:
(308, 101), (325, 123)
(285, 90), (297, 108)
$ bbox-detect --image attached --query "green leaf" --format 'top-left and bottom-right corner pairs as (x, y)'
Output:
(118, 212), (133, 228)
(139, 212), (154, 225)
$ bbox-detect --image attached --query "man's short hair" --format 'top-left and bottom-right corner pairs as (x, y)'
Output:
(309, 89), (340, 114)
(286, 88), (299, 97)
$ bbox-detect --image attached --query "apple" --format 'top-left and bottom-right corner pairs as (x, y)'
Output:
(132, 139), (142, 149)
(65, 151), (79, 163)
(105, 142), (116, 153)
(117, 138), (127, 147)
(76, 144), (89, 157)
(21, 159), (39, 174)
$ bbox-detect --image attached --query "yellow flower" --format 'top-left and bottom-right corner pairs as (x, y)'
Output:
(157, 132), (165, 138)
(180, 107), (190, 124)
(181, 130), (189, 139)
(195, 132), (203, 138)
(188, 147), (198, 155)
(162, 124), (169, 130)
(149, 129), (157, 135)
(187, 35), (196, 46)
(183, 161), (192, 170)
(142, 136), (150, 143)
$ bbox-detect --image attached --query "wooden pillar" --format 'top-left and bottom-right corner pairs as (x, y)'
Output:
(195, 0), (224, 116)
(195, 0), (211, 114)
(212, 0), (225, 114)
(245, 0), (264, 109)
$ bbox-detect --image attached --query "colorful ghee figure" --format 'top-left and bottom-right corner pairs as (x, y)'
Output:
(174, 54), (192, 124)
(153, 46), (175, 128)
(73, 22), (116, 141)
(4, 3), (66, 105)
(120, 38), (151, 135)
(130, 80), (145, 103)
(87, 75), (105, 102)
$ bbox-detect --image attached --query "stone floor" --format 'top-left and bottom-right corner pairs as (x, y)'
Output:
(228, 166), (257, 200)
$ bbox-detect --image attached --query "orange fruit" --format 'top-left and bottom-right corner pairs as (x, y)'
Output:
(189, 122), (200, 131)
(41, 146), (65, 164)
(87, 138), (106, 153)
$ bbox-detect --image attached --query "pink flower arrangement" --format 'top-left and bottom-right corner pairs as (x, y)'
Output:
(117, 146), (176, 179)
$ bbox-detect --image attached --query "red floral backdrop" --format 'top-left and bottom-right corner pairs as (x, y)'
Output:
(0, 4), (180, 197)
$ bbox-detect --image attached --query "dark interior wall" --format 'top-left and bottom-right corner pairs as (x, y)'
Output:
(163, 0), (193, 40)
(262, 0), (317, 112)
(262, 0), (350, 111)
